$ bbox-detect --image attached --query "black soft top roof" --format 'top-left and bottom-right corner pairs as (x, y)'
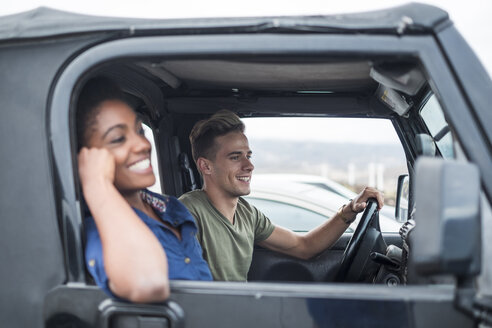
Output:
(0, 3), (449, 41)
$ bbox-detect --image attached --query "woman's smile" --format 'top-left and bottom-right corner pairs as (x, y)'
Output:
(128, 157), (152, 173)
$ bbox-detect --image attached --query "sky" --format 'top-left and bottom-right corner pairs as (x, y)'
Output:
(2, 0), (490, 144)
(244, 117), (400, 144)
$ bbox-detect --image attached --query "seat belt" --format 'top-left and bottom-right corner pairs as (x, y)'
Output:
(179, 152), (197, 192)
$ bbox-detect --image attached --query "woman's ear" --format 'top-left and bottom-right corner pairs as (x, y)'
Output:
(197, 157), (212, 175)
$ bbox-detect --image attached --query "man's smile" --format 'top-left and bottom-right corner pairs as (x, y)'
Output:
(236, 176), (251, 182)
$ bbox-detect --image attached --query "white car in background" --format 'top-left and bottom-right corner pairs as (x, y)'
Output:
(245, 174), (401, 233)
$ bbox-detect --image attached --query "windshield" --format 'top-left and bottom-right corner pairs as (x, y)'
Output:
(419, 94), (455, 159)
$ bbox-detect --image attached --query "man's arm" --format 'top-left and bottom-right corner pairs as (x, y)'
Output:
(258, 187), (383, 260)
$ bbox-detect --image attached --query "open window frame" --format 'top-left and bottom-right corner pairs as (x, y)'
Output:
(48, 30), (487, 327)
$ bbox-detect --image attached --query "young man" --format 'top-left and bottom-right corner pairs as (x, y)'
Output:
(179, 110), (384, 281)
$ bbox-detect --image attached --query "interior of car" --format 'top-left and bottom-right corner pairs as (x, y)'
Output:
(75, 54), (450, 286)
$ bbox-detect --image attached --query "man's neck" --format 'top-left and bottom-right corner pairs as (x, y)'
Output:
(203, 186), (238, 224)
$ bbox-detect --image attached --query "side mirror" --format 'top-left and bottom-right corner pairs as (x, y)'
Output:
(395, 174), (409, 222)
(410, 157), (481, 277)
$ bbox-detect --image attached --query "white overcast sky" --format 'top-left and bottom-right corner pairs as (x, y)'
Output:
(2, 0), (490, 144)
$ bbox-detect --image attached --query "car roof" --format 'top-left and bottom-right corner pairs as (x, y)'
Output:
(250, 178), (349, 210)
(248, 174), (401, 231)
(252, 173), (357, 199)
(0, 4), (449, 41)
(247, 177), (401, 232)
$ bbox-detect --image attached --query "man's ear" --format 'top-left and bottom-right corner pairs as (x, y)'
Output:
(197, 157), (212, 175)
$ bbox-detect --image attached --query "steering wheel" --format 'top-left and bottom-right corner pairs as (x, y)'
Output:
(335, 198), (385, 282)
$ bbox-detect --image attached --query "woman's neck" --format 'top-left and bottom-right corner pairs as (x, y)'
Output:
(121, 190), (146, 211)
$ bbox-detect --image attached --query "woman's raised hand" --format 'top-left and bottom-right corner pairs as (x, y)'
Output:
(78, 147), (116, 187)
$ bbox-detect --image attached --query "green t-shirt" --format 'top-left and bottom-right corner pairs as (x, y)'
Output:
(179, 190), (275, 281)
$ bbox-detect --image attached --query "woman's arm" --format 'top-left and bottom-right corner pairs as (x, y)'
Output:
(79, 147), (169, 302)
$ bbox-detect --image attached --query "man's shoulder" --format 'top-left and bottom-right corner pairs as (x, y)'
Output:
(178, 190), (209, 213)
(237, 196), (275, 240)
(237, 196), (264, 218)
(179, 189), (206, 202)
(237, 196), (253, 209)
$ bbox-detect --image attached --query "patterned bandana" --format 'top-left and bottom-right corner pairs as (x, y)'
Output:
(139, 190), (168, 214)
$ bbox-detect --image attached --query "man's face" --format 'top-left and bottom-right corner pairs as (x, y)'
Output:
(207, 131), (254, 198)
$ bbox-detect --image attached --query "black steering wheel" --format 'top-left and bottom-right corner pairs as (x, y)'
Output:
(335, 198), (385, 282)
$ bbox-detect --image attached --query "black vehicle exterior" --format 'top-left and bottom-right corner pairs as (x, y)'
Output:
(1, 4), (491, 328)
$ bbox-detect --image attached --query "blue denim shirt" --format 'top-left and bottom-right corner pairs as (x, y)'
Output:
(84, 189), (212, 299)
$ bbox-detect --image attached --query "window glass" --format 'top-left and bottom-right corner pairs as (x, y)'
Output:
(437, 133), (454, 159)
(420, 94), (455, 159)
(244, 197), (354, 232)
(143, 124), (162, 193)
(243, 117), (407, 233)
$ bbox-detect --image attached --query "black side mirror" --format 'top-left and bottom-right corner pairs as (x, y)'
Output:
(395, 174), (409, 222)
(410, 157), (481, 277)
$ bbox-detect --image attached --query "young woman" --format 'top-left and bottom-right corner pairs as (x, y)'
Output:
(77, 77), (212, 303)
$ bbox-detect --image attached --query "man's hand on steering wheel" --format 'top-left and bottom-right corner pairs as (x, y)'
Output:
(334, 187), (385, 282)
(338, 187), (384, 225)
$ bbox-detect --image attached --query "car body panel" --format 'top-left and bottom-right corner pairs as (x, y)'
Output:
(169, 281), (473, 328)
(0, 34), (108, 327)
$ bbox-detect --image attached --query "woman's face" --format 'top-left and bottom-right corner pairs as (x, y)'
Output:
(85, 100), (156, 194)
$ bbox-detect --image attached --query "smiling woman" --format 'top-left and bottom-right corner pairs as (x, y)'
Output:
(77, 77), (212, 302)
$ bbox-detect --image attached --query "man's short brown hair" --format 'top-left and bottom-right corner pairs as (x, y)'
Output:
(190, 109), (245, 163)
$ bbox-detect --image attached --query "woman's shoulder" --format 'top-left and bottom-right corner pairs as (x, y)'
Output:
(142, 189), (197, 225)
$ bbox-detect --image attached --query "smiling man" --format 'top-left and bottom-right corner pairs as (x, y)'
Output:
(179, 110), (384, 281)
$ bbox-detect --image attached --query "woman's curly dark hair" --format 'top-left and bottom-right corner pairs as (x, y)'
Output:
(76, 77), (131, 150)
